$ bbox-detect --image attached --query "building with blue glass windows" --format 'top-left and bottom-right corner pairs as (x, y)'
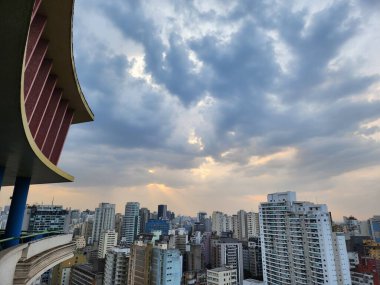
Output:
(145, 219), (170, 235)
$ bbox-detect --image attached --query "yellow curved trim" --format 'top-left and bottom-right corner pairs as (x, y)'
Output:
(69, 0), (94, 122)
(20, 62), (74, 182)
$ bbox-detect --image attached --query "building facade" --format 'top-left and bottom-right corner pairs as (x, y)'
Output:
(26, 204), (69, 232)
(237, 210), (248, 241)
(212, 212), (227, 235)
(104, 247), (130, 285)
(123, 202), (140, 245)
(260, 191), (351, 285)
(158, 205), (167, 220)
(98, 230), (118, 259)
(128, 241), (154, 285)
(139, 208), (150, 233)
(246, 212), (260, 239)
(91, 203), (115, 243)
(145, 219), (170, 235)
(207, 267), (237, 285)
(213, 238), (244, 285)
(151, 245), (183, 285)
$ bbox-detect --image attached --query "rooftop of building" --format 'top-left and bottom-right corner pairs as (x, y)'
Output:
(208, 267), (236, 273)
(219, 237), (240, 244)
(108, 247), (130, 254)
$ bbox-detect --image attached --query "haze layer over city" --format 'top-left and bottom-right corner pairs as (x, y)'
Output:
(1, 0), (380, 220)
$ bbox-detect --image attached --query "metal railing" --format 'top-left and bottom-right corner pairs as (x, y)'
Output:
(0, 230), (65, 251)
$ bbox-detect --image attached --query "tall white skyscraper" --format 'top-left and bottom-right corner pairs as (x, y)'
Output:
(247, 212), (260, 238)
(92, 203), (115, 243)
(212, 211), (227, 235)
(98, 230), (118, 258)
(123, 202), (140, 245)
(259, 191), (351, 285)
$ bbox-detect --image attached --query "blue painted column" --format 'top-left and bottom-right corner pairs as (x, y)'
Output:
(4, 177), (31, 247)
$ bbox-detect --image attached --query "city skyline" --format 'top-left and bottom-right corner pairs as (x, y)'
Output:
(1, 0), (380, 220)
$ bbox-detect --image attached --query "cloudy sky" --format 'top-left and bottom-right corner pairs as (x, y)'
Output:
(2, 0), (380, 220)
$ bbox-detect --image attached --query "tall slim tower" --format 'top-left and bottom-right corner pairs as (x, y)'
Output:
(123, 202), (140, 245)
(259, 191), (351, 285)
(247, 212), (260, 238)
(197, 212), (207, 223)
(236, 210), (248, 240)
(139, 207), (150, 233)
(157, 204), (167, 220)
(212, 211), (227, 235)
(91, 203), (115, 243)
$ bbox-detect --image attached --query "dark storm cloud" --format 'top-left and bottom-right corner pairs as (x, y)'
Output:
(63, 0), (380, 192)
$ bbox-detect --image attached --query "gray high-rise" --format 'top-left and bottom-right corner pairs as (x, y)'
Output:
(122, 202), (140, 245)
(91, 203), (115, 243)
(157, 204), (167, 220)
(139, 207), (150, 233)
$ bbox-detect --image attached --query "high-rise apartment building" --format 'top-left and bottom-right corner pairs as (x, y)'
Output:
(98, 230), (118, 258)
(247, 212), (260, 238)
(128, 241), (154, 285)
(259, 191), (351, 285)
(212, 212), (227, 235)
(175, 229), (189, 254)
(81, 219), (94, 245)
(237, 210), (248, 240)
(104, 247), (130, 285)
(243, 238), (263, 280)
(213, 237), (244, 285)
(226, 215), (233, 233)
(25, 204), (69, 232)
(186, 243), (204, 272)
(198, 212), (207, 223)
(115, 213), (124, 243)
(139, 208), (150, 233)
(92, 203), (115, 243)
(122, 202), (140, 245)
(158, 204), (167, 220)
(151, 244), (183, 285)
(232, 215), (239, 239)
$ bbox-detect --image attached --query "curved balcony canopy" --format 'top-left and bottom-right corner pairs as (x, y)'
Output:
(0, 0), (93, 186)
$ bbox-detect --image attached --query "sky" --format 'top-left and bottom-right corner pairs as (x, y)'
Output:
(1, 0), (380, 220)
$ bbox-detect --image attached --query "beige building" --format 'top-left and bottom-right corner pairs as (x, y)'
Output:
(207, 267), (237, 285)
(98, 230), (118, 258)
